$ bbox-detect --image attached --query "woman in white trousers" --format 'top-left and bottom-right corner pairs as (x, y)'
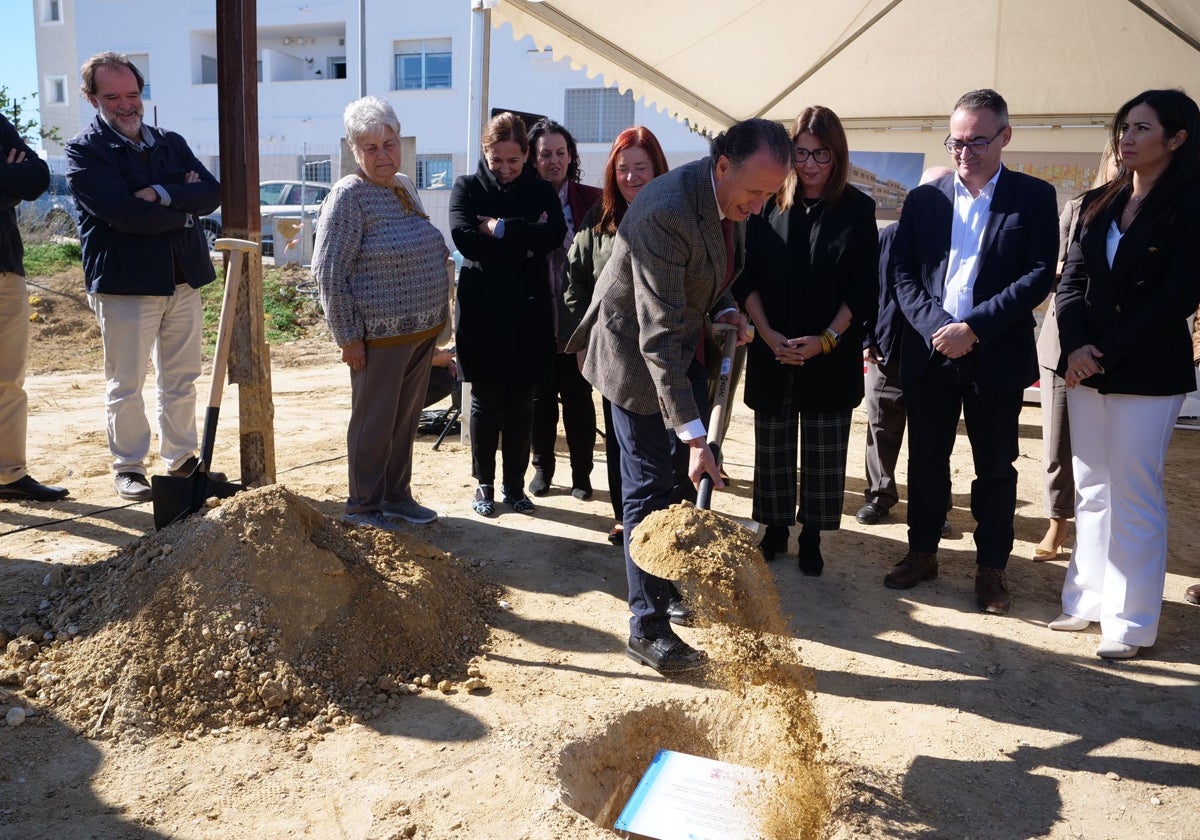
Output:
(1053, 88), (1200, 659)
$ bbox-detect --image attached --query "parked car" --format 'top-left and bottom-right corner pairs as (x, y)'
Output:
(17, 172), (79, 238)
(200, 179), (332, 256)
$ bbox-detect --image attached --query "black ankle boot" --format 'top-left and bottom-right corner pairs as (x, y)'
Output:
(797, 527), (824, 576)
(759, 525), (789, 562)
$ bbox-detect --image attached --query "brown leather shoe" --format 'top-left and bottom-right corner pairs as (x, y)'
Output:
(975, 566), (1012, 614)
(1185, 583), (1200, 605)
(884, 550), (938, 589)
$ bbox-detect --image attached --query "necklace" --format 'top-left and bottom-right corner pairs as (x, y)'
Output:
(800, 197), (822, 216)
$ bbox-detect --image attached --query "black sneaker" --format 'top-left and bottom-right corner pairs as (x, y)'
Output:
(115, 472), (152, 502)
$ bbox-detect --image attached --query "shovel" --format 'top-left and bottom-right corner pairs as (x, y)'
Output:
(151, 238), (259, 529)
(696, 323), (741, 510)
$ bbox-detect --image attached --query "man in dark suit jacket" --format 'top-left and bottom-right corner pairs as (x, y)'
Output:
(566, 118), (792, 673)
(886, 89), (1058, 614)
(859, 167), (954, 527)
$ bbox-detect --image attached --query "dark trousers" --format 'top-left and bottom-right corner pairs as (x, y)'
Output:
(470, 381), (536, 492)
(610, 361), (706, 640)
(601, 396), (623, 521)
(863, 355), (906, 509)
(530, 351), (596, 486)
(905, 356), (1023, 568)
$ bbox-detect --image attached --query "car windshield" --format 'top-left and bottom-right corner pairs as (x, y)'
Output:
(259, 183), (290, 205)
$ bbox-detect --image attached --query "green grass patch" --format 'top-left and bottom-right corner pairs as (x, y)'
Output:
(23, 241), (82, 276)
(200, 266), (320, 351)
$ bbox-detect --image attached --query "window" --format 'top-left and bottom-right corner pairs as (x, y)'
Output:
(127, 53), (151, 100)
(564, 87), (635, 143)
(46, 75), (67, 105)
(43, 0), (62, 24)
(327, 57), (347, 80)
(393, 39), (451, 90)
(416, 155), (452, 190)
(201, 56), (218, 85)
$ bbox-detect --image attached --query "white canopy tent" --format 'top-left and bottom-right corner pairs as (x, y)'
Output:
(484, 0), (1200, 134)
(473, 0), (1200, 420)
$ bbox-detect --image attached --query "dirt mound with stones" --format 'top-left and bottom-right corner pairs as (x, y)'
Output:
(627, 502), (830, 838)
(0, 485), (498, 741)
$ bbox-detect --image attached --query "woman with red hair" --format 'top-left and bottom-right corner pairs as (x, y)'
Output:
(562, 126), (670, 545)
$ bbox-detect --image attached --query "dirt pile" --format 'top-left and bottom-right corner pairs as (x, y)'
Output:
(0, 485), (498, 741)
(626, 502), (830, 839)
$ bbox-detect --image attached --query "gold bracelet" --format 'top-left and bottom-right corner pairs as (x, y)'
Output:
(820, 329), (839, 354)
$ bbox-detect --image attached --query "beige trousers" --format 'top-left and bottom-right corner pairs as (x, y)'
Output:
(0, 272), (30, 484)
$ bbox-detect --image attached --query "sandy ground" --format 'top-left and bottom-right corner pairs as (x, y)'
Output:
(2, 297), (1200, 837)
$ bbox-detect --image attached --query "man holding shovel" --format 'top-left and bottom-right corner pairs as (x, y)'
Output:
(567, 119), (792, 674)
(66, 52), (221, 502)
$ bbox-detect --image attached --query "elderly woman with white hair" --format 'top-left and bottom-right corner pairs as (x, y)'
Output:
(314, 95), (449, 530)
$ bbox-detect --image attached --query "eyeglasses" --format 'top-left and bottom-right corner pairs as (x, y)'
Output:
(944, 128), (1006, 157)
(794, 147), (832, 164)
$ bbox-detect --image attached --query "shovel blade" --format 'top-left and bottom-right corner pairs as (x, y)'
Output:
(151, 473), (242, 530)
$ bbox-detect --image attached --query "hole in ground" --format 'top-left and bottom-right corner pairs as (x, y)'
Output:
(556, 696), (829, 837)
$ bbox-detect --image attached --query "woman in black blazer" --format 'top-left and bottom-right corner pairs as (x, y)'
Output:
(734, 106), (879, 575)
(450, 112), (566, 517)
(1052, 89), (1200, 659)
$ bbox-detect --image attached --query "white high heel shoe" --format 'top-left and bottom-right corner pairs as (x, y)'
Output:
(1048, 613), (1090, 631)
(1095, 639), (1139, 659)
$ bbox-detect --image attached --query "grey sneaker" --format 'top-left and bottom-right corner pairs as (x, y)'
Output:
(342, 511), (403, 532)
(115, 472), (152, 502)
(381, 499), (438, 524)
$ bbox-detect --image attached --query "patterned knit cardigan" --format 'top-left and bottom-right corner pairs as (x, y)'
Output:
(314, 173), (448, 347)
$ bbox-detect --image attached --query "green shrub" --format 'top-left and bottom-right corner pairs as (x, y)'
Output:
(23, 241), (82, 276)
(199, 266), (320, 351)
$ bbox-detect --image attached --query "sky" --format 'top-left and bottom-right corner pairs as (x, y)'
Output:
(1, 1), (43, 146)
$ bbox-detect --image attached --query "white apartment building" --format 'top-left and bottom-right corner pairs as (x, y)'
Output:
(32, 0), (708, 240)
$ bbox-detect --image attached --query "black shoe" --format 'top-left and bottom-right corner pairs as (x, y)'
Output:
(941, 519), (952, 538)
(168, 456), (227, 483)
(626, 633), (708, 673)
(528, 470), (551, 497)
(502, 486), (535, 514)
(0, 474), (69, 502)
(571, 482), (593, 501)
(797, 527), (824, 577)
(855, 502), (889, 525)
(759, 524), (789, 562)
(114, 472), (152, 502)
(667, 598), (694, 627)
(607, 522), (624, 545)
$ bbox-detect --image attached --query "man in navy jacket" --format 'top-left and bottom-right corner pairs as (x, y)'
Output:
(66, 52), (221, 501)
(885, 89), (1057, 614)
(0, 114), (70, 502)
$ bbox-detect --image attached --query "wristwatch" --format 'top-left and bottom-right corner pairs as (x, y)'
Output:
(826, 327), (841, 342)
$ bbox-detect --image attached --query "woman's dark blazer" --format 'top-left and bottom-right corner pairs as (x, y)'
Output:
(450, 160), (567, 384)
(734, 184), (879, 413)
(1056, 181), (1200, 397)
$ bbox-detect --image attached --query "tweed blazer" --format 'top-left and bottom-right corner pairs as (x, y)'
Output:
(565, 157), (743, 428)
(890, 166), (1059, 390)
(1056, 181), (1200, 396)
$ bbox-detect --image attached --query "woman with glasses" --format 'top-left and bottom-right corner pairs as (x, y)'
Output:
(1051, 89), (1200, 658)
(734, 106), (879, 574)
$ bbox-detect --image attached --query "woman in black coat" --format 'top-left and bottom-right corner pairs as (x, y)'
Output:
(734, 106), (879, 575)
(1051, 89), (1200, 659)
(450, 112), (566, 516)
